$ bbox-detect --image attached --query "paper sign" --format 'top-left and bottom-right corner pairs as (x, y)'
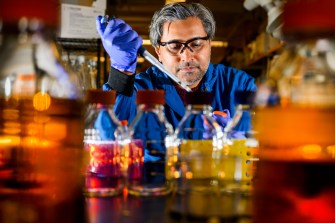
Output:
(60, 3), (105, 39)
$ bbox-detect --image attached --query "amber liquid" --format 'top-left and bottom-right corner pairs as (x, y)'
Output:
(0, 98), (86, 223)
(253, 106), (335, 223)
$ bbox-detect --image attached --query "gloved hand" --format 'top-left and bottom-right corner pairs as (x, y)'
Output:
(213, 109), (246, 139)
(213, 109), (231, 128)
(96, 16), (143, 74)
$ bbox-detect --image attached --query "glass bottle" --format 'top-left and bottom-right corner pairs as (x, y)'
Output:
(169, 92), (233, 193)
(253, 0), (335, 222)
(125, 89), (174, 196)
(167, 91), (242, 219)
(215, 92), (259, 194)
(230, 105), (259, 193)
(0, 0), (85, 222)
(83, 89), (123, 196)
(119, 119), (129, 180)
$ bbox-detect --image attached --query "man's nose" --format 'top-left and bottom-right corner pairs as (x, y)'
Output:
(180, 45), (193, 54)
(179, 46), (194, 59)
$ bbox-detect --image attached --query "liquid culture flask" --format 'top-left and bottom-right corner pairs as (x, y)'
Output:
(220, 92), (259, 194)
(253, 0), (335, 222)
(168, 91), (243, 219)
(167, 92), (242, 193)
(126, 89), (174, 196)
(0, 1), (85, 222)
(229, 105), (259, 194)
(83, 89), (123, 197)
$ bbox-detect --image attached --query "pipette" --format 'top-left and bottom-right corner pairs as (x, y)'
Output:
(137, 46), (192, 92)
(100, 15), (192, 92)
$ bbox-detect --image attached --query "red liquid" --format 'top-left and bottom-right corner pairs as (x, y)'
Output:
(254, 158), (335, 222)
(83, 141), (123, 196)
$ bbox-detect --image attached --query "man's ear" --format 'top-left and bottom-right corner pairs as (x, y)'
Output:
(154, 46), (162, 62)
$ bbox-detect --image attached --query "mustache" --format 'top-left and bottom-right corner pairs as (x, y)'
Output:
(177, 61), (199, 70)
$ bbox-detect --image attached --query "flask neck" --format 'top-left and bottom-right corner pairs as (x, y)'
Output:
(84, 103), (120, 142)
(0, 18), (82, 100)
(137, 104), (165, 112)
(85, 104), (115, 125)
(89, 103), (114, 110)
(185, 104), (213, 115)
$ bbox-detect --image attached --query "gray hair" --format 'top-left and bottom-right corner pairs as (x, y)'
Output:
(149, 2), (216, 47)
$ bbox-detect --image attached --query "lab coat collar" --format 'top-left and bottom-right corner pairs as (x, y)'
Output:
(200, 63), (216, 92)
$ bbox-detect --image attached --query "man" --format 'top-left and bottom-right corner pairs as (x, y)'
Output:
(96, 2), (257, 131)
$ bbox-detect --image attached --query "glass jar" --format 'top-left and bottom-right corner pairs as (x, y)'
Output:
(83, 89), (123, 197)
(253, 0), (335, 222)
(168, 91), (243, 220)
(0, 0), (85, 222)
(218, 91), (259, 194)
(170, 92), (243, 193)
(125, 89), (174, 196)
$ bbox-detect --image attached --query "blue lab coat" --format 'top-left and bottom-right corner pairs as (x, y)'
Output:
(103, 63), (257, 131)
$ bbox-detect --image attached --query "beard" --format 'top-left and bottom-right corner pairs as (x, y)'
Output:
(175, 61), (206, 86)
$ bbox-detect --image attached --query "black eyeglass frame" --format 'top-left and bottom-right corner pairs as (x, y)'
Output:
(158, 35), (210, 54)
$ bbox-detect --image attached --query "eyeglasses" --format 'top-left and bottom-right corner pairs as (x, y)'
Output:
(158, 36), (210, 55)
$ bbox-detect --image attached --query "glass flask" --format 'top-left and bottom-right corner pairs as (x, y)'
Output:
(167, 92), (240, 193)
(168, 91), (244, 220)
(0, 0), (86, 222)
(83, 89), (123, 196)
(229, 105), (259, 193)
(125, 89), (174, 196)
(253, 0), (335, 222)
(214, 92), (259, 194)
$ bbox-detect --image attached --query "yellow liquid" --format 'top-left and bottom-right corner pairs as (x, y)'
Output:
(168, 140), (241, 193)
(178, 140), (258, 181)
(180, 140), (216, 179)
(230, 139), (259, 181)
(0, 97), (85, 223)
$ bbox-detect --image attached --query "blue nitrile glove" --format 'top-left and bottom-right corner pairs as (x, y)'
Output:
(213, 109), (246, 139)
(213, 109), (231, 128)
(96, 16), (143, 73)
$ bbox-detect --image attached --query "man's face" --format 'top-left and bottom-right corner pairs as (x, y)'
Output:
(155, 17), (211, 88)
